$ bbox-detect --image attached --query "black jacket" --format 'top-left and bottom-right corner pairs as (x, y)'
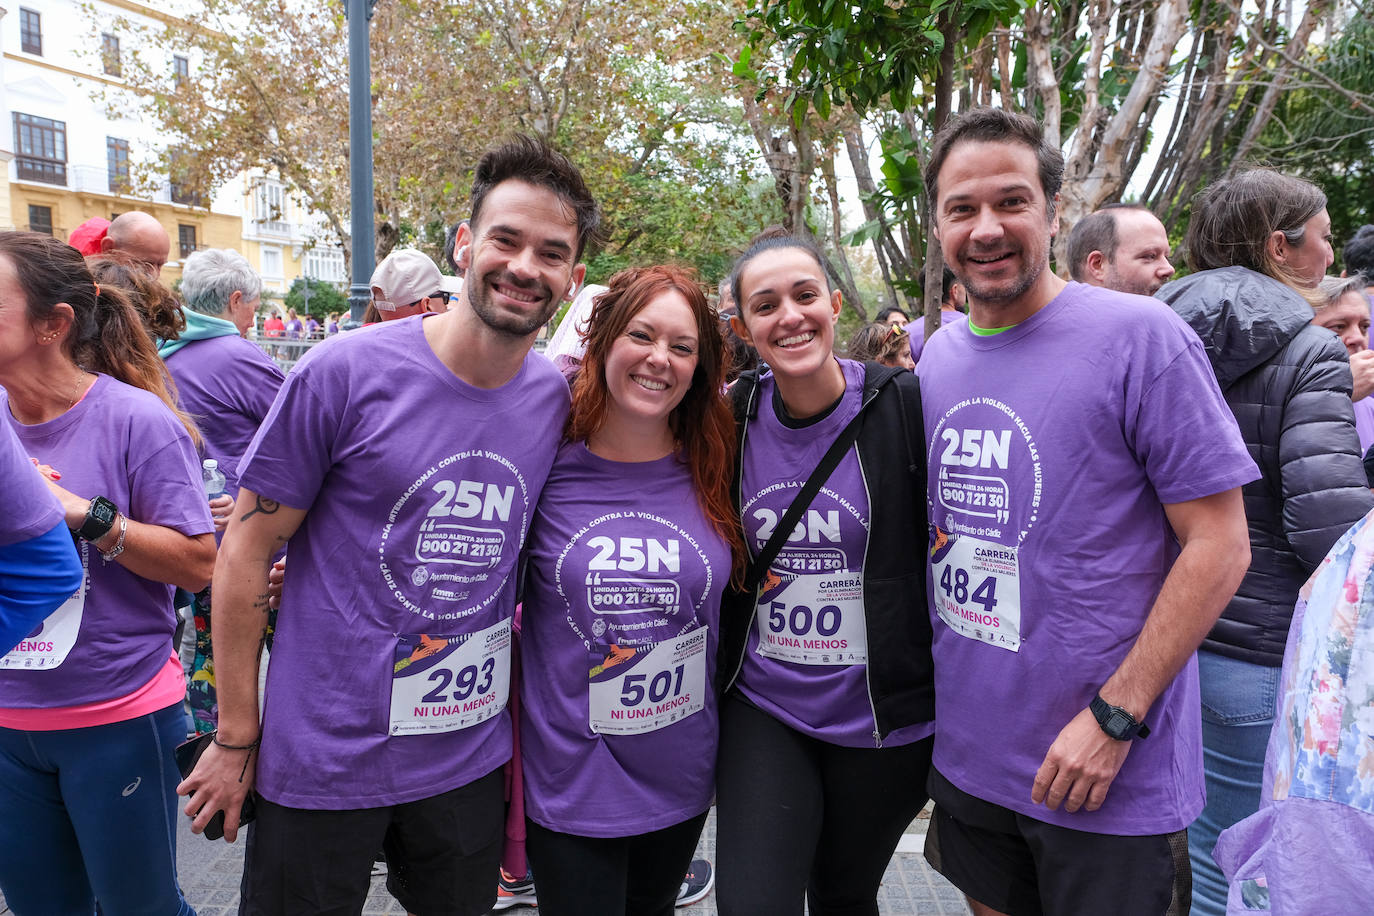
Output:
(718, 362), (934, 743)
(1159, 267), (1374, 665)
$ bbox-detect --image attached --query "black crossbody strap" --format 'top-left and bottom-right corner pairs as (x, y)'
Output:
(745, 404), (869, 592)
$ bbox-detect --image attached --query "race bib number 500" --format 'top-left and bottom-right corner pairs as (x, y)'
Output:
(756, 573), (866, 665)
(930, 529), (1021, 652)
(389, 618), (511, 735)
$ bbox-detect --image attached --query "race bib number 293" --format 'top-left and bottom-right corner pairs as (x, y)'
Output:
(389, 618), (511, 735)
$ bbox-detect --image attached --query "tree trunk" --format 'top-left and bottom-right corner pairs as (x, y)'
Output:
(924, 9), (958, 342)
(821, 146), (866, 320)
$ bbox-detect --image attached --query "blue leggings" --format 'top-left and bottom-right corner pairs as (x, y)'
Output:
(0, 702), (195, 916)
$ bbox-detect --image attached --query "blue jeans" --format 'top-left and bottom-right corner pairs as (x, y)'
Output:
(1189, 650), (1279, 916)
(0, 703), (196, 916)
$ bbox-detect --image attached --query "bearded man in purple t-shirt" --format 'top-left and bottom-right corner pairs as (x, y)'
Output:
(178, 135), (599, 916)
(915, 107), (1258, 916)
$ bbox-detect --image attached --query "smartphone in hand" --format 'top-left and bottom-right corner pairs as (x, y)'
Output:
(174, 732), (257, 841)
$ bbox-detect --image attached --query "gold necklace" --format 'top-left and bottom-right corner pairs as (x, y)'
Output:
(66, 369), (87, 411)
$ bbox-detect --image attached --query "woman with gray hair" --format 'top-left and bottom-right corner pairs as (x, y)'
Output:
(159, 248), (285, 736)
(1313, 273), (1374, 470)
(1158, 170), (1374, 915)
(1313, 274), (1374, 397)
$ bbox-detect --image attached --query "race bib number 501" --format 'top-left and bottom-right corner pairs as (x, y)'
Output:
(389, 618), (511, 735)
(930, 529), (1021, 652)
(589, 627), (707, 735)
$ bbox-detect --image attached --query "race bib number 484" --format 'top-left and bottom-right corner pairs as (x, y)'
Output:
(930, 529), (1021, 652)
(389, 618), (511, 735)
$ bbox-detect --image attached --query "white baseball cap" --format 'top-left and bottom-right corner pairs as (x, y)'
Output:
(370, 249), (462, 311)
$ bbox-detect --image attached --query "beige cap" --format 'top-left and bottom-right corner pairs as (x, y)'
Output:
(370, 249), (462, 311)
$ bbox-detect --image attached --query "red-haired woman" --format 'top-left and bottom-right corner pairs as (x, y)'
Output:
(0, 232), (215, 913)
(518, 265), (742, 915)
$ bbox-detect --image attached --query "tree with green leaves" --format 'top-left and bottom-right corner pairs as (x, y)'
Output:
(737, 0), (1367, 323)
(96, 0), (780, 284)
(284, 276), (348, 322)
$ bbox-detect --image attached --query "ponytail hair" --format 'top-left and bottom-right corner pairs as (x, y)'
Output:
(0, 231), (201, 446)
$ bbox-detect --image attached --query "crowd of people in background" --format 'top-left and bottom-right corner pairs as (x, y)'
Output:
(4, 107), (1374, 916)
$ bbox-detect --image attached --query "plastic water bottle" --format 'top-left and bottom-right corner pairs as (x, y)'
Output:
(202, 459), (226, 500)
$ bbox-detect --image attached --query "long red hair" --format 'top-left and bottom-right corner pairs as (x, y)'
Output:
(567, 266), (744, 583)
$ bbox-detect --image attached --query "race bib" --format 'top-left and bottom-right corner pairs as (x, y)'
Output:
(755, 573), (866, 665)
(930, 529), (1021, 651)
(1, 542), (86, 670)
(388, 618), (511, 735)
(589, 627), (707, 735)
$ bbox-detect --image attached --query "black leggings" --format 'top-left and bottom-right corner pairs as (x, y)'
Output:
(525, 810), (709, 916)
(715, 695), (933, 916)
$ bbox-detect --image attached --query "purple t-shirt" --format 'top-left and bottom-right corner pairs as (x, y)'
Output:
(909, 310), (967, 363)
(285, 318), (304, 339)
(0, 416), (63, 546)
(1352, 395), (1374, 454)
(520, 443), (731, 836)
(1, 376), (213, 706)
(737, 358), (933, 748)
(917, 283), (1259, 834)
(165, 334), (285, 497)
(238, 316), (570, 809)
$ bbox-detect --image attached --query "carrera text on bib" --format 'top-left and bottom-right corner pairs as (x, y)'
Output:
(589, 627), (708, 735)
(755, 571), (867, 665)
(930, 530), (1021, 651)
(389, 618), (511, 735)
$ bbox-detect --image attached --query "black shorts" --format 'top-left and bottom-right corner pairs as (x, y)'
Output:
(923, 767), (1190, 916)
(240, 768), (505, 916)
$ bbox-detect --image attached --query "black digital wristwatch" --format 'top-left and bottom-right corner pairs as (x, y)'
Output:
(75, 496), (118, 542)
(1090, 694), (1151, 741)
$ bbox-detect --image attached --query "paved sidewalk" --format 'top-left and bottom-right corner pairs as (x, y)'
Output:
(0, 808), (969, 914)
(169, 808), (969, 915)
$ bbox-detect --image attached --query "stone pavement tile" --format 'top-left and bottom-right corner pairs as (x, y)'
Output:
(0, 808), (966, 915)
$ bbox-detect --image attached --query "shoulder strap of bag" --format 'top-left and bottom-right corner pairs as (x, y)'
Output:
(745, 401), (869, 592)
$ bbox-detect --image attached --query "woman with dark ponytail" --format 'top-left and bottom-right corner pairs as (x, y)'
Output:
(0, 231), (215, 914)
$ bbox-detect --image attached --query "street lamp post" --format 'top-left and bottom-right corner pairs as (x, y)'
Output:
(344, 0), (377, 322)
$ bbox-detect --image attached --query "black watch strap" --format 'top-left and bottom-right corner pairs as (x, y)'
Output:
(1090, 694), (1150, 740)
(76, 496), (118, 542)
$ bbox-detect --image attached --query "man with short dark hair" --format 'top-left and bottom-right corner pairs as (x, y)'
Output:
(910, 266), (969, 363)
(1067, 204), (1175, 296)
(179, 135), (599, 916)
(916, 107), (1257, 916)
(100, 211), (171, 278)
(1343, 224), (1374, 296)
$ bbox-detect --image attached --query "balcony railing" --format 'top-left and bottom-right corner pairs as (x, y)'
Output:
(16, 157), (66, 185)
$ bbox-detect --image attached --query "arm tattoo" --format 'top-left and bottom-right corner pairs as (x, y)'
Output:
(240, 495), (281, 523)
